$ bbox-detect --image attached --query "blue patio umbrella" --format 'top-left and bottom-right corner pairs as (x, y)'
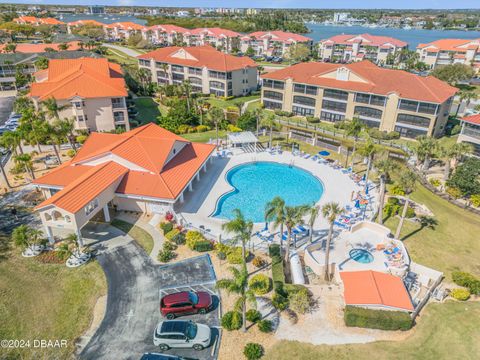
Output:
(354, 199), (361, 209)
(318, 150), (330, 156)
(361, 174), (366, 181)
(263, 222), (269, 231)
(365, 186), (369, 195)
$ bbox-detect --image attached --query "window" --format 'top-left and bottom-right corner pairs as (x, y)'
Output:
(114, 111), (125, 122)
(354, 106), (383, 119)
(139, 59), (150, 66)
(355, 93), (386, 106)
(263, 100), (282, 110)
(322, 99), (347, 113)
(263, 90), (283, 101)
(323, 89), (349, 101)
(227, 82), (232, 90)
(155, 61), (167, 68)
(418, 102), (438, 115)
(227, 72), (232, 80)
(462, 123), (480, 140)
(293, 96), (316, 107)
(172, 73), (184, 81)
(396, 113), (431, 128)
(209, 89), (224, 97)
(292, 106), (315, 116)
(359, 118), (380, 128)
(77, 115), (85, 122)
(399, 99), (419, 112)
(157, 71), (168, 78)
(293, 83), (318, 95)
(320, 111), (345, 122)
(111, 98), (124, 108)
(394, 125), (428, 139)
(72, 101), (83, 109)
(171, 65), (184, 73)
(188, 67), (202, 75)
(209, 80), (225, 89)
(64, 215), (71, 223)
(209, 70), (226, 79)
(262, 79), (285, 90)
(188, 77), (202, 85)
(85, 198), (99, 216)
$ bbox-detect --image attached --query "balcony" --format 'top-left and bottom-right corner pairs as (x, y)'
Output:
(113, 111), (126, 124)
(112, 98), (126, 109)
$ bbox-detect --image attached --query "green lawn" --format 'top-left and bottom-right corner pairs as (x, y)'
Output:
(205, 94), (260, 109)
(105, 49), (138, 68)
(383, 183), (480, 281)
(133, 97), (162, 124)
(265, 301), (480, 360)
(182, 130), (227, 143)
(110, 219), (154, 255)
(0, 235), (107, 359)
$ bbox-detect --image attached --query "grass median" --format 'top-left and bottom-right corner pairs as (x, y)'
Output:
(111, 219), (154, 255)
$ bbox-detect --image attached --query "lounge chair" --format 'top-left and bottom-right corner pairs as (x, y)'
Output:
(303, 153), (311, 159)
(342, 167), (353, 174)
(334, 221), (350, 229)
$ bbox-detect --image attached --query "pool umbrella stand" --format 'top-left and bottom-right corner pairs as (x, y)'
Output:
(318, 150), (330, 156)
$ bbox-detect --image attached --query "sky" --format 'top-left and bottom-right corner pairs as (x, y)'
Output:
(2, 0), (480, 10)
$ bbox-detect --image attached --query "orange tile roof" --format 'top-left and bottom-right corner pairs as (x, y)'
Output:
(148, 24), (189, 34)
(322, 33), (407, 48)
(417, 38), (480, 52)
(138, 45), (257, 72)
(29, 58), (127, 101)
(244, 31), (312, 43)
(104, 21), (147, 31)
(340, 270), (414, 311)
(461, 113), (480, 125)
(14, 16), (64, 25)
(0, 41), (81, 54)
(36, 161), (128, 213)
(68, 19), (105, 27)
(34, 123), (216, 205)
(261, 60), (457, 103)
(191, 27), (241, 38)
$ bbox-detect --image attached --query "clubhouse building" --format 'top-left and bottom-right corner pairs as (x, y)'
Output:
(260, 60), (457, 138)
(33, 123), (216, 245)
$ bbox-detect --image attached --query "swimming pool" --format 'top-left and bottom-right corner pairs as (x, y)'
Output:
(212, 162), (324, 223)
(349, 249), (374, 264)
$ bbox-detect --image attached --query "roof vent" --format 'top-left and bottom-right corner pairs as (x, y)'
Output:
(336, 67), (350, 81)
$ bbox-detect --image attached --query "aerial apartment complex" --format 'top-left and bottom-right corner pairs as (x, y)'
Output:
(138, 46), (258, 97)
(261, 60), (457, 138)
(458, 114), (480, 156)
(29, 58), (129, 132)
(13, 16), (65, 26)
(318, 33), (408, 64)
(416, 38), (480, 72)
(240, 31), (313, 57)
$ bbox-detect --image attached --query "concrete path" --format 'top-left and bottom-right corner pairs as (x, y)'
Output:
(102, 43), (142, 57)
(79, 223), (220, 360)
(241, 98), (260, 114)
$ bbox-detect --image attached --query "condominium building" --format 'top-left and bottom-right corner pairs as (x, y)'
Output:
(67, 19), (105, 34)
(138, 46), (258, 97)
(185, 28), (242, 52)
(13, 16), (65, 26)
(0, 41), (81, 53)
(318, 33), (407, 64)
(260, 61), (457, 138)
(104, 22), (147, 40)
(458, 114), (480, 156)
(145, 24), (190, 45)
(29, 58), (129, 132)
(240, 31), (313, 57)
(416, 38), (480, 72)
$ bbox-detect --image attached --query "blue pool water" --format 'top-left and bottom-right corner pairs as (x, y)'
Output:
(212, 162), (324, 223)
(349, 249), (374, 264)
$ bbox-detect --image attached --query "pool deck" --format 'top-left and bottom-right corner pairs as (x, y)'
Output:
(176, 149), (378, 243)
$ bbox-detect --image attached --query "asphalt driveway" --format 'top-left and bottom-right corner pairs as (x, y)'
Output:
(80, 223), (220, 360)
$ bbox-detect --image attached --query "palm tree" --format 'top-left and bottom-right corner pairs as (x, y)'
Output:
(222, 209), (253, 264)
(253, 107), (263, 135)
(261, 112), (276, 148)
(216, 265), (256, 333)
(14, 153), (35, 180)
(414, 136), (438, 172)
(284, 205), (309, 263)
(182, 81), (193, 112)
(322, 202), (344, 281)
(55, 118), (77, 152)
(456, 90), (478, 117)
(358, 137), (378, 191)
(4, 43), (16, 53)
(12, 225), (44, 251)
(345, 118), (364, 170)
(265, 196), (286, 248)
(374, 158), (394, 224)
(58, 43), (70, 51)
(208, 107), (225, 147)
(0, 130), (24, 155)
(0, 153), (11, 189)
(307, 204), (320, 244)
(394, 170), (417, 239)
(42, 97), (68, 120)
(47, 124), (65, 164)
(161, 63), (170, 83)
(450, 142), (473, 173)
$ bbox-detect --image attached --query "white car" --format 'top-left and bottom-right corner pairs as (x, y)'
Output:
(153, 320), (211, 351)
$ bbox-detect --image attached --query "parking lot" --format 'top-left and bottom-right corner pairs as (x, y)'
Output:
(0, 95), (14, 126)
(80, 225), (221, 360)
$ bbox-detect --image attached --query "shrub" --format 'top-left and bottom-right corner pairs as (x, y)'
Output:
(429, 178), (441, 187)
(450, 288), (470, 301)
(283, 308), (298, 324)
(177, 124), (192, 134)
(390, 184), (405, 196)
(446, 187), (462, 199)
(243, 343), (264, 360)
(274, 109), (292, 117)
(193, 240), (213, 252)
(252, 256), (266, 268)
(257, 319), (273, 333)
(163, 241), (177, 252)
(452, 271), (480, 295)
(288, 288), (311, 314)
(470, 194), (480, 208)
(246, 309), (262, 323)
(217, 251), (226, 260)
(158, 248), (175, 263)
(399, 205), (416, 218)
(268, 244), (281, 258)
(66, 149), (76, 158)
(165, 229), (180, 241)
(248, 274), (272, 295)
(221, 311), (242, 330)
(196, 125), (210, 132)
(227, 124), (242, 132)
(170, 231), (186, 245)
(386, 131), (400, 140)
(76, 135), (87, 144)
(160, 222), (173, 234)
(272, 293), (289, 311)
(226, 246), (244, 264)
(271, 255), (285, 284)
(186, 230), (206, 250)
(306, 116), (320, 123)
(344, 306), (412, 331)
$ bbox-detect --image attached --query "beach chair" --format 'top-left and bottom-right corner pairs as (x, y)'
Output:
(342, 167), (353, 174)
(303, 153), (311, 159)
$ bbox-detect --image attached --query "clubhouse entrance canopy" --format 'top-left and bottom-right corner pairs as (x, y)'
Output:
(227, 131), (258, 147)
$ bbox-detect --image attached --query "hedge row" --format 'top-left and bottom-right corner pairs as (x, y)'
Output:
(344, 305), (412, 331)
(452, 271), (480, 295)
